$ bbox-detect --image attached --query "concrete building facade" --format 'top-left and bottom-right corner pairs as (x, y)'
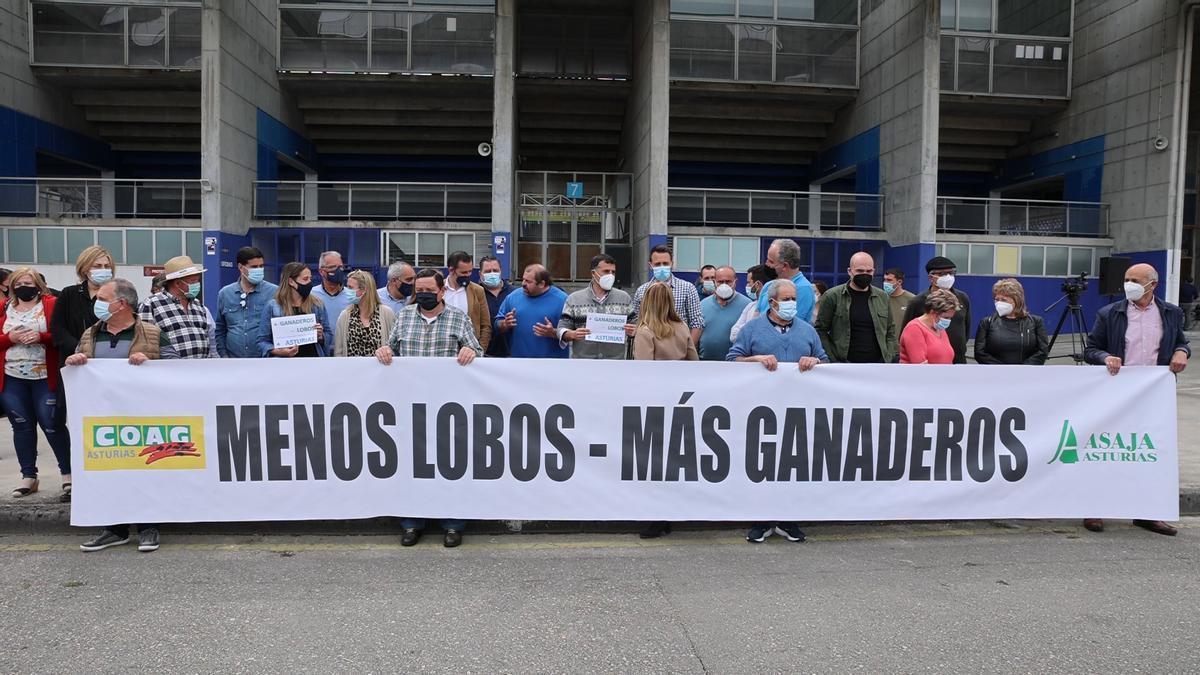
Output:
(3, 0), (1200, 331)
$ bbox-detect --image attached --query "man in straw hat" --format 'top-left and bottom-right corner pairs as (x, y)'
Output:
(138, 255), (216, 359)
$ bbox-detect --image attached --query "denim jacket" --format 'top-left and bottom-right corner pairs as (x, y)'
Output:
(215, 280), (278, 358)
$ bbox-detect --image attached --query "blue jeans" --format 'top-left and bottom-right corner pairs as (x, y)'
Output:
(1, 376), (71, 479)
(401, 518), (465, 532)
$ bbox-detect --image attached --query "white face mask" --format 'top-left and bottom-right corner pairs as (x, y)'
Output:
(1124, 281), (1148, 302)
(935, 274), (955, 290)
(715, 283), (735, 300)
(994, 301), (1014, 317)
(596, 273), (616, 291)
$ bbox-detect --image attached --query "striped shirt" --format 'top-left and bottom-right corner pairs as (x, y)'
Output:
(630, 275), (705, 330)
(139, 291), (216, 359)
(388, 304), (482, 358)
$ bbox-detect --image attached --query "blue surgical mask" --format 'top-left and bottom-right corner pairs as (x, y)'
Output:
(89, 269), (113, 286)
(186, 282), (201, 300)
(652, 266), (672, 282)
(936, 317), (952, 330)
(746, 286), (758, 301)
(93, 299), (113, 322)
(482, 272), (502, 289)
(342, 287), (357, 298)
(349, 290), (362, 305)
(775, 299), (798, 321)
(246, 267), (265, 285)
(702, 280), (715, 293)
(883, 282), (895, 295)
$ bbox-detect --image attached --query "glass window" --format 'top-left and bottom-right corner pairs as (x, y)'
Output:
(1044, 246), (1069, 277)
(98, 230), (124, 264)
(279, 8), (368, 72)
(155, 230), (183, 262)
(777, 25), (856, 86)
(740, 0), (774, 19)
(387, 232), (417, 265)
(126, 230), (155, 265)
(671, 0), (736, 16)
(448, 234), (475, 261)
(371, 11), (409, 71)
(1069, 248), (1093, 276)
(941, 0), (956, 29)
(185, 230), (203, 262)
(997, 0), (1071, 38)
(969, 244), (994, 275)
(31, 1), (124, 66)
(956, 36), (991, 93)
(737, 24), (774, 82)
(670, 20), (735, 79)
(673, 237), (703, 271)
(418, 232), (445, 267)
(943, 243), (970, 268)
(958, 0), (993, 31)
(169, 7), (202, 68)
(67, 229), (96, 263)
(128, 7), (168, 67)
(703, 237), (731, 268)
(995, 245), (1020, 275)
(36, 228), (65, 264)
(8, 229), (35, 263)
(731, 238), (760, 271)
(412, 12), (495, 74)
(1020, 246), (1044, 276)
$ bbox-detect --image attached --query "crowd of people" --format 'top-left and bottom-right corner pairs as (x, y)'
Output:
(0, 236), (1190, 551)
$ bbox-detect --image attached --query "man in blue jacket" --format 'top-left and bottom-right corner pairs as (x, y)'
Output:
(1082, 262), (1188, 537)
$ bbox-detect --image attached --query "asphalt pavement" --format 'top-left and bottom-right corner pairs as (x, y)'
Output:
(1, 520), (1197, 673)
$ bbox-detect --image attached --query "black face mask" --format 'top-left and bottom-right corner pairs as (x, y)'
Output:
(457, 274), (471, 288)
(398, 282), (414, 297)
(294, 280), (314, 300)
(415, 291), (440, 311)
(14, 286), (40, 303)
(852, 273), (873, 289)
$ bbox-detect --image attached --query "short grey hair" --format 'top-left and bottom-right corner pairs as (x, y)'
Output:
(318, 250), (343, 267)
(108, 278), (138, 308)
(1146, 267), (1159, 282)
(716, 265), (737, 276)
(771, 238), (802, 271)
(386, 261), (413, 281)
(768, 278), (796, 300)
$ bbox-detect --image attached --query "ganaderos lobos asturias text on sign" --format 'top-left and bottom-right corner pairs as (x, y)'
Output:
(64, 359), (1179, 526)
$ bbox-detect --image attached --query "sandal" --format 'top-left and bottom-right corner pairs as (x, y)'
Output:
(60, 483), (72, 503)
(11, 478), (39, 498)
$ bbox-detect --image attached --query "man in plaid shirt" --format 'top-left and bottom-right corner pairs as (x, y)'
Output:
(628, 244), (705, 345)
(138, 255), (216, 360)
(374, 268), (480, 549)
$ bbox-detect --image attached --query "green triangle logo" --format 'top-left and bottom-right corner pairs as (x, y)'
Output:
(1049, 420), (1079, 464)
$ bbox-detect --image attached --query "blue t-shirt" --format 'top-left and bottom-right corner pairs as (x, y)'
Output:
(312, 283), (355, 350)
(494, 287), (569, 358)
(756, 271), (816, 324)
(698, 293), (751, 360)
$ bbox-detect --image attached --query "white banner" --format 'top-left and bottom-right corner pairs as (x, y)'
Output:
(64, 359), (1179, 526)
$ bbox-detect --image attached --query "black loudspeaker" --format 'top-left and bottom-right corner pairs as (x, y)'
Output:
(1098, 256), (1131, 296)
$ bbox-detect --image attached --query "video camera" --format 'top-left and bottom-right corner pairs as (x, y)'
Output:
(1061, 272), (1088, 297)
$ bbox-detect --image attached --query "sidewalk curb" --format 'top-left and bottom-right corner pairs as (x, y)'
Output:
(3, 489), (1198, 534)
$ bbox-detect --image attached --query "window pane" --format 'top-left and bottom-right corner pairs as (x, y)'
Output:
(387, 232), (417, 265)
(169, 7), (201, 67)
(777, 26), (857, 86)
(67, 229), (96, 262)
(1069, 247), (1093, 276)
(447, 234), (475, 261)
(126, 230), (155, 265)
(371, 11), (409, 70)
(279, 8), (368, 72)
(185, 230), (203, 261)
(8, 229), (35, 263)
(670, 20), (734, 79)
(940, 0), (955, 29)
(737, 24), (773, 82)
(673, 237), (702, 271)
(31, 1), (125, 66)
(969, 244), (994, 276)
(998, 0), (1071, 37)
(37, 228), (65, 264)
(779, 0), (857, 24)
(671, 0), (736, 16)
(731, 238), (760, 271)
(959, 0), (993, 31)
(943, 244), (970, 268)
(1044, 246), (1069, 277)
(1020, 246), (1044, 276)
(703, 237), (731, 267)
(740, 0), (773, 19)
(98, 230), (124, 264)
(956, 36), (991, 93)
(155, 229), (183, 262)
(995, 245), (1020, 275)
(127, 7), (167, 67)
(418, 232), (446, 268)
(411, 12), (495, 74)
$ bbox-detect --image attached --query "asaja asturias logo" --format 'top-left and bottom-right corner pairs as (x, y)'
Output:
(1048, 420), (1158, 465)
(83, 417), (205, 471)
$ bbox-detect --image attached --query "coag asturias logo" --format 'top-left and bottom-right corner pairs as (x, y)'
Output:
(1048, 420), (1158, 465)
(83, 417), (205, 471)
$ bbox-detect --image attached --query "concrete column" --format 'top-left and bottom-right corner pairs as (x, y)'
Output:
(304, 170), (318, 221)
(101, 170), (116, 218)
(491, 0), (516, 277)
(621, 0), (670, 282)
(808, 182), (821, 232)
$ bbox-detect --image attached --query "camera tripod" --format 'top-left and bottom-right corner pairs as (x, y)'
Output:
(1045, 291), (1090, 364)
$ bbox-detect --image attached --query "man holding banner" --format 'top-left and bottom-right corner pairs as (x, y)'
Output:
(376, 267), (482, 547)
(557, 254), (632, 359)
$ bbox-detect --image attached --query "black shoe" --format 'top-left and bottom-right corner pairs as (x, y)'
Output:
(774, 523), (806, 542)
(639, 522), (671, 539)
(138, 528), (160, 553)
(400, 528), (421, 547)
(443, 529), (462, 548)
(80, 529), (130, 552)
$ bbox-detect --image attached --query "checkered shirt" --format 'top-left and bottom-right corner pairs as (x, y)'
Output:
(138, 291), (216, 359)
(630, 275), (705, 330)
(389, 304), (482, 358)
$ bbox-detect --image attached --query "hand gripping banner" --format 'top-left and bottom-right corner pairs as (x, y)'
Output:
(64, 358), (1179, 526)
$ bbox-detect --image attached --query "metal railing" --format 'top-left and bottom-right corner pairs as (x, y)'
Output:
(940, 34), (1071, 98)
(667, 187), (884, 232)
(936, 196), (1109, 237)
(253, 181), (492, 222)
(30, 1), (201, 69)
(669, 19), (858, 87)
(278, 5), (495, 74)
(0, 177), (201, 218)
